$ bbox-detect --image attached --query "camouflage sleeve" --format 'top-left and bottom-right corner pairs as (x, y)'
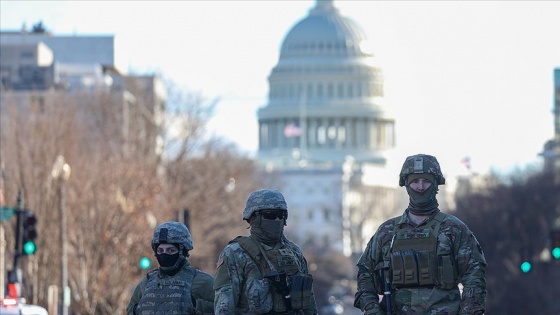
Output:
(213, 246), (241, 315)
(192, 270), (215, 315)
(126, 276), (148, 315)
(455, 225), (487, 315)
(354, 235), (384, 315)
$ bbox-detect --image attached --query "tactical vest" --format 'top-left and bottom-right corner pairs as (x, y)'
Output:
(388, 212), (457, 290)
(235, 236), (314, 314)
(136, 266), (196, 315)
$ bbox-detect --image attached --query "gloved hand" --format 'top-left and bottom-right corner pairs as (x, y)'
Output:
(363, 303), (384, 315)
(194, 298), (214, 315)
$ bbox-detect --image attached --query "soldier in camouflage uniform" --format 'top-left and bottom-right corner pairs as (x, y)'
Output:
(354, 154), (487, 315)
(127, 221), (215, 315)
(214, 189), (318, 315)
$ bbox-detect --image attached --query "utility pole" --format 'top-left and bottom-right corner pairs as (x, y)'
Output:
(13, 192), (23, 268)
(52, 155), (71, 315)
(0, 165), (5, 299)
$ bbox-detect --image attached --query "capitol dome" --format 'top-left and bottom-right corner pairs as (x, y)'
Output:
(257, 0), (395, 166)
(280, 0), (371, 59)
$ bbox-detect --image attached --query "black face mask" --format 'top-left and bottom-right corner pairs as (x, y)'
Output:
(156, 252), (180, 268)
(250, 216), (285, 245)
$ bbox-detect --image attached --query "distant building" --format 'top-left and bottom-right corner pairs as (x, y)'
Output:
(0, 26), (165, 158)
(0, 29), (114, 90)
(541, 68), (560, 178)
(553, 68), (560, 176)
(257, 0), (407, 257)
(0, 40), (54, 90)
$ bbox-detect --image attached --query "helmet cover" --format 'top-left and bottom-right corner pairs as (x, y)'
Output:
(242, 189), (288, 220)
(151, 221), (193, 251)
(399, 154), (446, 187)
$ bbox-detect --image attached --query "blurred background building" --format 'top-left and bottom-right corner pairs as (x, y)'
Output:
(256, 0), (412, 259)
(0, 23), (165, 159)
(542, 68), (560, 177)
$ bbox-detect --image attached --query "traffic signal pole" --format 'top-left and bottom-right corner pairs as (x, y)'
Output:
(4, 192), (26, 300)
(13, 192), (23, 268)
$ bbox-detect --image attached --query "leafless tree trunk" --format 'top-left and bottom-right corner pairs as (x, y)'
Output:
(0, 84), (266, 314)
(455, 170), (560, 315)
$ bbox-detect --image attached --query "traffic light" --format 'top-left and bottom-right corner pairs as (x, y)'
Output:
(551, 230), (560, 260)
(139, 257), (151, 269)
(22, 211), (37, 255)
(520, 261), (532, 273)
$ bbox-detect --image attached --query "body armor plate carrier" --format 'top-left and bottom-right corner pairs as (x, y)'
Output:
(235, 236), (314, 314)
(136, 266), (196, 315)
(388, 212), (457, 290)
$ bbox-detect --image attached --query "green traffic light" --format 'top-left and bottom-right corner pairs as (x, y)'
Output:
(139, 257), (151, 269)
(552, 247), (560, 260)
(23, 240), (36, 255)
(520, 261), (532, 273)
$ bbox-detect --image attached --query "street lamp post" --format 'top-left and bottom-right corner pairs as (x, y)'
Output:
(341, 155), (354, 258)
(52, 155), (71, 315)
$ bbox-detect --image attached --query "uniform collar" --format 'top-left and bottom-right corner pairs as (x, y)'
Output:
(397, 209), (440, 227)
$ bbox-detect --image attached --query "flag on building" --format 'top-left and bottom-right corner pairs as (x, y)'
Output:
(460, 156), (471, 170)
(284, 123), (302, 138)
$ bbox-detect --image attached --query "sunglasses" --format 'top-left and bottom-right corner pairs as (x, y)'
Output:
(258, 211), (287, 220)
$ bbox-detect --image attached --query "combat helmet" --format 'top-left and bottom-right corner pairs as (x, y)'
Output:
(399, 154), (446, 187)
(151, 221), (193, 252)
(242, 189), (288, 220)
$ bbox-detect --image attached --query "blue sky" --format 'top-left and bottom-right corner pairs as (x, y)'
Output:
(2, 0), (559, 177)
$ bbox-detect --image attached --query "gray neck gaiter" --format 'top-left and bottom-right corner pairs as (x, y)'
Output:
(405, 184), (439, 216)
(250, 216), (285, 245)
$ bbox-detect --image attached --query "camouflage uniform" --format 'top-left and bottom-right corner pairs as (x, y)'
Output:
(354, 155), (487, 315)
(127, 262), (215, 315)
(126, 222), (215, 315)
(214, 189), (318, 315)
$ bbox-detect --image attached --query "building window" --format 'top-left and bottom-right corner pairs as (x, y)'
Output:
(289, 83), (296, 99)
(317, 83), (324, 99)
(338, 126), (346, 144)
(297, 83), (304, 99)
(328, 125), (337, 140)
(385, 122), (394, 148)
(338, 83), (344, 98)
(327, 83), (334, 98)
(347, 83), (354, 98)
(260, 123), (269, 148)
(308, 125), (316, 146)
(307, 83), (314, 99)
(369, 121), (378, 148)
(317, 125), (326, 144)
(323, 207), (330, 221)
(20, 50), (34, 59)
(378, 122), (386, 148)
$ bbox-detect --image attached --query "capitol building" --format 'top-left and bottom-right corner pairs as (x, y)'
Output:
(257, 0), (408, 258)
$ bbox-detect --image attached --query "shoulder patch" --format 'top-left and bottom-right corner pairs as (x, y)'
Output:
(216, 253), (225, 269)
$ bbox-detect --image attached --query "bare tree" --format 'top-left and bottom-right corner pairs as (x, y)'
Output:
(0, 82), (266, 314)
(454, 170), (560, 315)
